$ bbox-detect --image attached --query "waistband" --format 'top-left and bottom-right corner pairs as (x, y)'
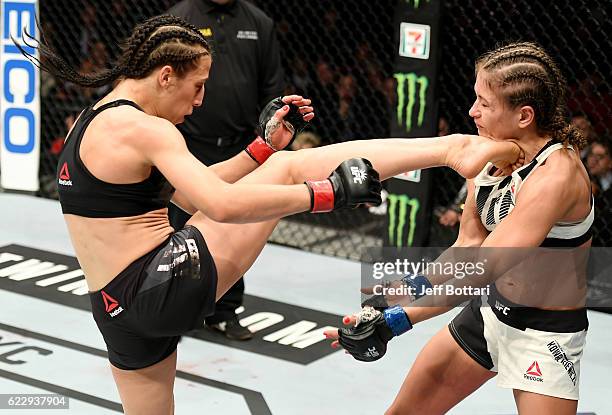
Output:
(486, 284), (588, 333)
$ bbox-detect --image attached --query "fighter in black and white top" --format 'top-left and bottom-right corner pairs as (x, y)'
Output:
(329, 42), (593, 415)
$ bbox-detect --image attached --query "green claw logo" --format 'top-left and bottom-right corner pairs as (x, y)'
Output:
(405, 0), (430, 8)
(388, 194), (420, 247)
(394, 72), (429, 133)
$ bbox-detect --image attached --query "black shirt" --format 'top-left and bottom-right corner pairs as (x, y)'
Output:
(168, 0), (284, 161)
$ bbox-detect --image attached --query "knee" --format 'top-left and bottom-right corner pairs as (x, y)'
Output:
(264, 150), (301, 184)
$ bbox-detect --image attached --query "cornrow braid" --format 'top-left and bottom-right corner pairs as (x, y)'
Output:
(490, 48), (567, 103)
(14, 14), (210, 89)
(476, 42), (586, 149)
(128, 49), (207, 79)
(125, 28), (206, 74)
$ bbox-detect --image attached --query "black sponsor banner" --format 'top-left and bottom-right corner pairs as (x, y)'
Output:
(0, 245), (341, 364)
(386, 0), (443, 247)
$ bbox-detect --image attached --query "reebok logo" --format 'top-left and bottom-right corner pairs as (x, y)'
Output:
(58, 162), (73, 186)
(101, 290), (123, 317)
(350, 166), (367, 184)
(524, 361), (543, 382)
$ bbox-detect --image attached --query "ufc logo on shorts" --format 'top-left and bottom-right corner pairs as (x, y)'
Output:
(350, 166), (367, 184)
(495, 300), (510, 315)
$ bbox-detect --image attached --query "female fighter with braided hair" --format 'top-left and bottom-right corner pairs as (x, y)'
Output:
(18, 15), (523, 414)
(327, 41), (592, 415)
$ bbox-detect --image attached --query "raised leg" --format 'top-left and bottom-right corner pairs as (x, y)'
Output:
(188, 134), (520, 300)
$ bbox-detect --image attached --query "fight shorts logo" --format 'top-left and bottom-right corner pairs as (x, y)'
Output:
(350, 166), (367, 184)
(524, 360), (544, 382)
(58, 162), (73, 186)
(101, 290), (123, 317)
(364, 346), (380, 359)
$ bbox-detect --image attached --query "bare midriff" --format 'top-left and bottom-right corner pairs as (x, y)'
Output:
(64, 208), (174, 291)
(495, 239), (591, 310)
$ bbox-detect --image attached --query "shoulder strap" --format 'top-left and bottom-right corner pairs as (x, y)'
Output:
(92, 99), (144, 113)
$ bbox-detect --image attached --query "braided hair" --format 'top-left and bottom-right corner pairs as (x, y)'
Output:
(475, 42), (585, 149)
(16, 15), (210, 88)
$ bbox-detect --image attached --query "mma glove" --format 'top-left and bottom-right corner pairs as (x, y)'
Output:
(305, 158), (382, 213)
(338, 305), (413, 362)
(245, 97), (309, 164)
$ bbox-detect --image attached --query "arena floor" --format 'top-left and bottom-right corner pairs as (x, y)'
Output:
(0, 193), (610, 415)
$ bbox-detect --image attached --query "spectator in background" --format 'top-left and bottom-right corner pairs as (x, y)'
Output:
(290, 57), (312, 95)
(586, 140), (612, 196)
(587, 139), (612, 246)
(337, 73), (359, 140)
(438, 115), (451, 137)
(290, 131), (322, 151)
(310, 60), (339, 143)
(77, 4), (101, 64)
(572, 112), (598, 159)
(167, 0), (284, 340)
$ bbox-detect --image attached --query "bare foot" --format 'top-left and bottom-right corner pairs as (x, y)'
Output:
(446, 134), (524, 178)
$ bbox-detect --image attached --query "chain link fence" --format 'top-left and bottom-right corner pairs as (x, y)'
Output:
(35, 0), (611, 259)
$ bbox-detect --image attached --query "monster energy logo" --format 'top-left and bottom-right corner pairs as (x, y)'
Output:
(405, 0), (430, 8)
(388, 194), (420, 247)
(394, 72), (429, 132)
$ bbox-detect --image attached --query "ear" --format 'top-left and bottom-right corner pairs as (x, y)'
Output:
(157, 65), (174, 88)
(517, 105), (535, 129)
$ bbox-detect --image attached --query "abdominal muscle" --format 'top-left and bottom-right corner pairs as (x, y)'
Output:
(494, 240), (591, 310)
(64, 208), (174, 291)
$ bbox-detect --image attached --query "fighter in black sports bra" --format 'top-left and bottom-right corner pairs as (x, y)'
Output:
(57, 99), (175, 218)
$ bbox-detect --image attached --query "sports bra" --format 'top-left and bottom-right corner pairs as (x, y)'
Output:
(57, 100), (175, 218)
(473, 141), (593, 247)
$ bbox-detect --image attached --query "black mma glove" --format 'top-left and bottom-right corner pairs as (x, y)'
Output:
(257, 97), (308, 149)
(305, 158), (382, 213)
(361, 294), (390, 312)
(338, 305), (412, 362)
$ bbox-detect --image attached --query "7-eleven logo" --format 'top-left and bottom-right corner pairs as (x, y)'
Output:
(101, 290), (124, 317)
(58, 162), (73, 186)
(524, 361), (543, 382)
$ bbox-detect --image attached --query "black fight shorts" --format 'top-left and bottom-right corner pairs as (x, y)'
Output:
(89, 226), (218, 370)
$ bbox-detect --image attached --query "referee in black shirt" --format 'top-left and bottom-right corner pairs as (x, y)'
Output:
(167, 0), (284, 340)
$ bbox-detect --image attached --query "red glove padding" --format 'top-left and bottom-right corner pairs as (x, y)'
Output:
(245, 136), (276, 165)
(305, 158), (382, 214)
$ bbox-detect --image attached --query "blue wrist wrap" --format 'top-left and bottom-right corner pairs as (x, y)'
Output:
(383, 305), (413, 337)
(402, 274), (433, 299)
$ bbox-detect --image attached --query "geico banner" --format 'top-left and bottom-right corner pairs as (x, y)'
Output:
(0, 0), (40, 192)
